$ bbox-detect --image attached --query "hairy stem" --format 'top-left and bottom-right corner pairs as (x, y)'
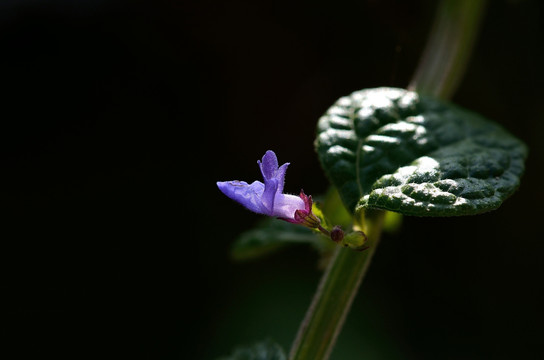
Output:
(289, 211), (384, 360)
(409, 0), (487, 100)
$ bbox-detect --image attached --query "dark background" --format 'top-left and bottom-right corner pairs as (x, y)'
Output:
(1, 0), (543, 359)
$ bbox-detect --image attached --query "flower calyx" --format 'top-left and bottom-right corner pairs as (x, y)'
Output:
(282, 190), (322, 229)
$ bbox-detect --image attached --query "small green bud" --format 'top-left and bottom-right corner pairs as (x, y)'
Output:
(342, 231), (368, 251)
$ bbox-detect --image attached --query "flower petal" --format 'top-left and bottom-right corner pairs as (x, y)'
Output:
(260, 177), (278, 216)
(216, 180), (267, 214)
(258, 150), (279, 180)
(272, 193), (305, 219)
(276, 162), (289, 193)
(258, 150), (290, 194)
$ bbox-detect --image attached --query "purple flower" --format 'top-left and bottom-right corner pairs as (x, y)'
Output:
(217, 150), (367, 248)
(217, 150), (305, 220)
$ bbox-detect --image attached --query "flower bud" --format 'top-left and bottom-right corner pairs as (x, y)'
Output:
(342, 231), (368, 251)
(330, 226), (344, 243)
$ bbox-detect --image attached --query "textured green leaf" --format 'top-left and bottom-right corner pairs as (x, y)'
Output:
(316, 87), (528, 216)
(231, 218), (321, 261)
(217, 339), (286, 360)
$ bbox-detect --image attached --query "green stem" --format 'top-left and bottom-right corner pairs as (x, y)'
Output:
(289, 2), (487, 360)
(289, 211), (385, 360)
(409, 0), (487, 100)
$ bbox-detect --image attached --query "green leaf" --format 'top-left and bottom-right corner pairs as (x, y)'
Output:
(217, 339), (287, 360)
(316, 87), (528, 216)
(231, 218), (323, 261)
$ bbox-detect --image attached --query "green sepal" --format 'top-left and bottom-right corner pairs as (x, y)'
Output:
(310, 201), (330, 232)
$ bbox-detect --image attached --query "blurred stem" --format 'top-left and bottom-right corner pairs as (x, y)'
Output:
(289, 211), (384, 360)
(289, 1), (487, 360)
(409, 0), (487, 100)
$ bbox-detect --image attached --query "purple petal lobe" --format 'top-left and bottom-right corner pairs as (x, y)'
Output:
(276, 162), (289, 193)
(258, 150), (279, 180)
(216, 180), (267, 214)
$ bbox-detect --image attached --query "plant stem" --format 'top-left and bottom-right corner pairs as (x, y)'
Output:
(409, 0), (487, 100)
(289, 2), (487, 359)
(289, 211), (385, 360)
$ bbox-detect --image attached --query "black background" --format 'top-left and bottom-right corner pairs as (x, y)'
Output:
(1, 0), (543, 359)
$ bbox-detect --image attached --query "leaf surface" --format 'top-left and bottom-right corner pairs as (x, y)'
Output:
(315, 87), (528, 216)
(231, 219), (321, 261)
